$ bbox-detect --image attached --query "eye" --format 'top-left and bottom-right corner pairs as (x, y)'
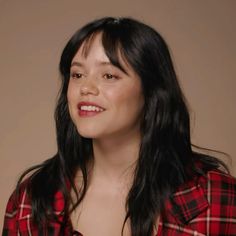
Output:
(103, 73), (119, 80)
(70, 72), (83, 79)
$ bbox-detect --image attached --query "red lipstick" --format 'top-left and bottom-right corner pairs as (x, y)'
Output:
(77, 101), (105, 117)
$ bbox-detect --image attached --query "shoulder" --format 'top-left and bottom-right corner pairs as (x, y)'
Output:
(199, 170), (236, 219)
(2, 178), (67, 235)
(2, 180), (30, 234)
(161, 169), (236, 235)
(5, 179), (31, 215)
(196, 170), (236, 234)
(198, 169), (236, 203)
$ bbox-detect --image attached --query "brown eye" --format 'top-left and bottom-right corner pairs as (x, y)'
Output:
(71, 72), (83, 79)
(103, 73), (118, 80)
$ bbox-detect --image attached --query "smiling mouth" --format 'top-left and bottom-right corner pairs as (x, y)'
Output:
(80, 105), (105, 112)
(78, 105), (105, 117)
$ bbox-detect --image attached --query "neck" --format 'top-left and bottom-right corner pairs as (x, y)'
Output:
(91, 133), (141, 186)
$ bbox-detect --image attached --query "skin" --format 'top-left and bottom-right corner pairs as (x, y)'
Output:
(67, 33), (144, 236)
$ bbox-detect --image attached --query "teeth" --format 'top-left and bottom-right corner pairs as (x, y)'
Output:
(80, 105), (104, 112)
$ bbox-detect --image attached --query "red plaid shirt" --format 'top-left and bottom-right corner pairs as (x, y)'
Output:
(2, 170), (236, 235)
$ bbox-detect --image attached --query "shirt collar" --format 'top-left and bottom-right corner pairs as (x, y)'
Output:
(165, 178), (209, 224)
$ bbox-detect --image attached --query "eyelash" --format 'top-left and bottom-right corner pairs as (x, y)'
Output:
(70, 72), (120, 80)
(70, 72), (83, 79)
(103, 73), (119, 80)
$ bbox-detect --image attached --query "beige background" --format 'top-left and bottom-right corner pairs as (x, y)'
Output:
(0, 0), (235, 231)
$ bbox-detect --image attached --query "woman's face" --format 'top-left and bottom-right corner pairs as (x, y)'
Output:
(67, 33), (144, 140)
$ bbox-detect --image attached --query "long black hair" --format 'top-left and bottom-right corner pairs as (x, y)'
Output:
(16, 17), (227, 235)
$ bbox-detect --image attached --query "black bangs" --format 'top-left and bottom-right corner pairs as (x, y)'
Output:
(79, 32), (99, 58)
(101, 30), (128, 74)
(60, 17), (133, 79)
(80, 29), (129, 75)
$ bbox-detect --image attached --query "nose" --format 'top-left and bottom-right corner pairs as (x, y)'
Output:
(80, 78), (99, 96)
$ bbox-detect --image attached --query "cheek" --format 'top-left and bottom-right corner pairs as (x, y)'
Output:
(67, 84), (78, 119)
(105, 89), (127, 109)
(67, 83), (77, 104)
(105, 86), (144, 114)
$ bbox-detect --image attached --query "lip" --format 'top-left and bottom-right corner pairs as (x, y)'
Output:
(77, 101), (105, 117)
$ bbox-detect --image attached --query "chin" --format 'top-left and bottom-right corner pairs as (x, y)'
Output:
(76, 127), (100, 139)
(79, 133), (96, 138)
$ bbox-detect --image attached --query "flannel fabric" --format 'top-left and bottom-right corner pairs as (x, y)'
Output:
(2, 170), (236, 235)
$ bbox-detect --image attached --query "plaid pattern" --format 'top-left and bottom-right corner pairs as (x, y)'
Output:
(159, 170), (236, 235)
(2, 170), (236, 235)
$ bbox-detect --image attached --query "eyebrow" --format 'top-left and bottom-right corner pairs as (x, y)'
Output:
(71, 61), (113, 68)
(70, 60), (129, 75)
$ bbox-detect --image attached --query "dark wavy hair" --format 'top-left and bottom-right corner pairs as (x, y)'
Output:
(17, 17), (227, 235)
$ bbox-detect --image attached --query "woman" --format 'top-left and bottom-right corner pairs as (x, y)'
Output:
(2, 17), (236, 236)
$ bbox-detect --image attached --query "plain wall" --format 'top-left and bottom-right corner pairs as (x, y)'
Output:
(0, 0), (235, 231)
